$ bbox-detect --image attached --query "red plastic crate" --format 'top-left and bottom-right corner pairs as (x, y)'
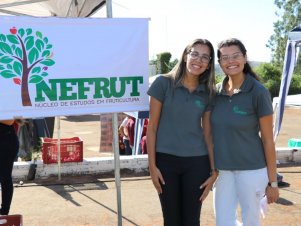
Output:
(42, 137), (83, 164)
(0, 214), (22, 226)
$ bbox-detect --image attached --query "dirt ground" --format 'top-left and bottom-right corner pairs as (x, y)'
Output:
(3, 107), (301, 226)
(275, 107), (301, 147)
(52, 107), (301, 159)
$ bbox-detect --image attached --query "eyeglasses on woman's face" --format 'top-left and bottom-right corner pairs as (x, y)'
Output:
(188, 51), (211, 64)
(219, 52), (244, 63)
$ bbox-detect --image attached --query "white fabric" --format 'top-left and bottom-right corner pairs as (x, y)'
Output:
(0, 16), (149, 120)
(273, 41), (297, 141)
(213, 168), (268, 226)
(0, 0), (105, 17)
(273, 94), (301, 108)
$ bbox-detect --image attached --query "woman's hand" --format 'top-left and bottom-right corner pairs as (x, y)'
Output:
(265, 186), (279, 204)
(149, 166), (165, 194)
(199, 171), (218, 202)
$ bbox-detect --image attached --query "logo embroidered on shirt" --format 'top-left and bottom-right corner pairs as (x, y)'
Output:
(233, 106), (247, 115)
(195, 100), (205, 109)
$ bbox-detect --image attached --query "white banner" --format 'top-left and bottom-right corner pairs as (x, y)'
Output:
(0, 16), (149, 120)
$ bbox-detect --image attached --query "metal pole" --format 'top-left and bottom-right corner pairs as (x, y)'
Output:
(106, 0), (112, 18)
(105, 1), (122, 225)
(113, 113), (122, 225)
(56, 116), (61, 181)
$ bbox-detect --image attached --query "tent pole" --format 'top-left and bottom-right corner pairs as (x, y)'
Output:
(106, 1), (122, 225)
(56, 116), (61, 181)
(106, 0), (112, 17)
(113, 113), (122, 225)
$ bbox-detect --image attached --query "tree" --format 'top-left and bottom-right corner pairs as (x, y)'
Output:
(267, 0), (301, 67)
(255, 63), (282, 98)
(156, 52), (172, 74)
(0, 27), (55, 106)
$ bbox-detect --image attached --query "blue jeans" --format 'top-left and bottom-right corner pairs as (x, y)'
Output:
(123, 139), (132, 155)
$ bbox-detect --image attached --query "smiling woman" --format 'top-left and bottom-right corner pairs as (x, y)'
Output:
(211, 38), (279, 226)
(146, 38), (217, 226)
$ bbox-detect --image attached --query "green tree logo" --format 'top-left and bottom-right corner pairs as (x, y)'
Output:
(0, 27), (55, 106)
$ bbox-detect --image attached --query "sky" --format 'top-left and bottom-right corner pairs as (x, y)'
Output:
(96, 0), (279, 62)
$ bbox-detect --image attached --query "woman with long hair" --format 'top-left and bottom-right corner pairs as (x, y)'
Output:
(147, 38), (217, 226)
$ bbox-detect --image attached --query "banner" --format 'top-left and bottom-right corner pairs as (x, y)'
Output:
(0, 16), (149, 120)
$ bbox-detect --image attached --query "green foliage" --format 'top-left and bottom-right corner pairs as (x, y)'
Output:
(255, 63), (281, 82)
(254, 62), (301, 98)
(215, 73), (225, 84)
(289, 74), (301, 94)
(267, 0), (301, 67)
(156, 52), (172, 74)
(255, 63), (282, 98)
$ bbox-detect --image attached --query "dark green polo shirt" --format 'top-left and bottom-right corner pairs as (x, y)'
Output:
(211, 74), (273, 170)
(147, 75), (211, 157)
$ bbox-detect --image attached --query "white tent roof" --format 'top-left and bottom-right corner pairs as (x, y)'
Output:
(273, 94), (301, 107)
(0, 0), (106, 17)
(289, 25), (301, 41)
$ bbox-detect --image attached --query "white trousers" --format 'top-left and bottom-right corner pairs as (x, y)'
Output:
(213, 167), (268, 226)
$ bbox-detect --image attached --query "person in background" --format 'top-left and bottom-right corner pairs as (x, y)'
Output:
(125, 116), (136, 153)
(211, 38), (279, 226)
(0, 119), (19, 215)
(118, 116), (132, 155)
(147, 38), (217, 226)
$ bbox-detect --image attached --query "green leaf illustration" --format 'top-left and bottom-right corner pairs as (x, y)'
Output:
(0, 65), (4, 70)
(35, 39), (44, 51)
(46, 44), (52, 49)
(0, 42), (12, 54)
(18, 28), (25, 37)
(0, 34), (6, 42)
(15, 47), (23, 58)
(42, 50), (50, 57)
(0, 56), (13, 64)
(25, 36), (34, 50)
(26, 28), (32, 36)
(0, 70), (15, 78)
(29, 75), (43, 83)
(43, 37), (48, 44)
(13, 61), (22, 76)
(32, 67), (41, 73)
(7, 64), (12, 70)
(28, 47), (39, 64)
(36, 31), (42, 39)
(41, 72), (48, 77)
(7, 35), (19, 44)
(40, 59), (55, 66)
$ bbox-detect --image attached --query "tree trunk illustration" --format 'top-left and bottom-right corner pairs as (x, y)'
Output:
(21, 68), (31, 106)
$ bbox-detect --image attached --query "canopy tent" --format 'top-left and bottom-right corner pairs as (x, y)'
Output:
(273, 25), (301, 141)
(0, 0), (105, 17)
